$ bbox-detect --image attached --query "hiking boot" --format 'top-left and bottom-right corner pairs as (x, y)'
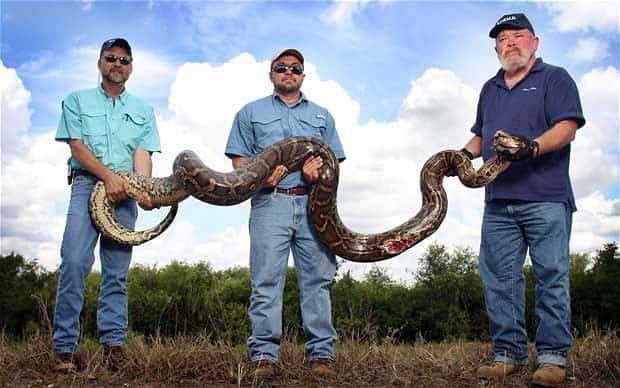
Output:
(477, 361), (520, 379)
(531, 364), (566, 387)
(103, 345), (131, 372)
(310, 358), (337, 378)
(53, 352), (84, 373)
(253, 360), (277, 379)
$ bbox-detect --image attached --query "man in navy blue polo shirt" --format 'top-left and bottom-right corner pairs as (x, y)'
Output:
(457, 13), (585, 386)
(225, 48), (345, 380)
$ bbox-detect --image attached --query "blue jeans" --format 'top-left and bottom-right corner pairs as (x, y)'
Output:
(53, 174), (137, 353)
(479, 200), (573, 367)
(247, 191), (337, 362)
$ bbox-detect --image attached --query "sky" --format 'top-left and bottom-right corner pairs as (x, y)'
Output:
(1, 0), (619, 284)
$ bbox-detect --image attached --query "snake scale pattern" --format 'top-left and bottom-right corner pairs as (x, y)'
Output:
(89, 130), (525, 262)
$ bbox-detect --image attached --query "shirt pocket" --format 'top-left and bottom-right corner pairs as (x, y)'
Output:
(250, 114), (283, 151)
(298, 116), (326, 139)
(80, 109), (108, 159)
(117, 110), (147, 153)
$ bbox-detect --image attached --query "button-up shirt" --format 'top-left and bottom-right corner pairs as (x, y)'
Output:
(225, 93), (346, 188)
(55, 86), (161, 172)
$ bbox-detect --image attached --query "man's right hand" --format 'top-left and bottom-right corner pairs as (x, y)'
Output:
(103, 173), (129, 203)
(264, 165), (288, 188)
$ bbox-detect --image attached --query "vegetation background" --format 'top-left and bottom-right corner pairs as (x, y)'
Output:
(1, 242), (619, 387)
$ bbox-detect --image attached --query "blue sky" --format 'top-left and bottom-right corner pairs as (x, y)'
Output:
(1, 1), (619, 282)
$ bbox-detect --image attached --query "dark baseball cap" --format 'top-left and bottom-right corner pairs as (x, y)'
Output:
(489, 13), (535, 38)
(100, 38), (132, 57)
(270, 48), (304, 67)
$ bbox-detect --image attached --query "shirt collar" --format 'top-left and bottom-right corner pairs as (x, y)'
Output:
(493, 57), (543, 88)
(272, 91), (307, 107)
(98, 84), (128, 105)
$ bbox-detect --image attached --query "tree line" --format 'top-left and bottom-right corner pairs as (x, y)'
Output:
(1, 242), (618, 344)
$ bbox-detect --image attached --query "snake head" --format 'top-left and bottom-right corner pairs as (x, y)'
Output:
(492, 130), (537, 160)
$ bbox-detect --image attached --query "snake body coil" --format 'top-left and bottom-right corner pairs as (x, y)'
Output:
(89, 131), (524, 261)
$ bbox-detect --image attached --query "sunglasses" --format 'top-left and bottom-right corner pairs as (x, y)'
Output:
(272, 63), (303, 75)
(102, 54), (132, 66)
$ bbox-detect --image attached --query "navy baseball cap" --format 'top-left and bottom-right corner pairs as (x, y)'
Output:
(489, 13), (535, 38)
(100, 38), (132, 57)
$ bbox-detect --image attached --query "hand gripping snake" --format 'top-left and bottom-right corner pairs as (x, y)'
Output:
(89, 130), (527, 262)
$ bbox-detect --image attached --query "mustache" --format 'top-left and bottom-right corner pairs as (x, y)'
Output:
(502, 48), (521, 56)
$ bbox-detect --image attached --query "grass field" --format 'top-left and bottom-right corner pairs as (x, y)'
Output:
(1, 331), (618, 387)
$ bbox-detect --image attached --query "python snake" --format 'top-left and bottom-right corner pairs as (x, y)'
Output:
(89, 130), (526, 262)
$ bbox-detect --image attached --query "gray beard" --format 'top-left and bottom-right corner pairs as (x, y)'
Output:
(499, 54), (529, 73)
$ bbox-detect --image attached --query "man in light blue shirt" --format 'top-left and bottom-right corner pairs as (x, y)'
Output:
(53, 38), (161, 373)
(225, 48), (345, 379)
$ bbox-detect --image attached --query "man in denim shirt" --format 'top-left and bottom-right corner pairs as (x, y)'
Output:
(53, 38), (161, 372)
(225, 48), (345, 379)
(458, 14), (585, 386)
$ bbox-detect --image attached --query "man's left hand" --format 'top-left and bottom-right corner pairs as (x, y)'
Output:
(494, 131), (539, 160)
(302, 155), (323, 184)
(137, 193), (158, 211)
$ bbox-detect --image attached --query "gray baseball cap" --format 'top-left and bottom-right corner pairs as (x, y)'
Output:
(270, 48), (304, 67)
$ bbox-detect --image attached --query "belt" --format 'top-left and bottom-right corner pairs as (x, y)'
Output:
(73, 169), (96, 179)
(261, 186), (309, 196)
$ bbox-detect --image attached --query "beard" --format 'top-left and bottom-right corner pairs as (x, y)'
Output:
(498, 49), (530, 73)
(102, 69), (128, 84)
(274, 78), (301, 95)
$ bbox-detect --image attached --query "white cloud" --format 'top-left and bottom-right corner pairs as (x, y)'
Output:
(571, 66), (620, 197)
(573, 192), (620, 252)
(541, 1), (620, 33)
(1, 61), (31, 164)
(320, 0), (371, 25)
(569, 37), (609, 62)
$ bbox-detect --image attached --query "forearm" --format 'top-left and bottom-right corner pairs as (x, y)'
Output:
(69, 139), (114, 180)
(462, 135), (482, 159)
(534, 120), (578, 157)
(133, 149), (153, 177)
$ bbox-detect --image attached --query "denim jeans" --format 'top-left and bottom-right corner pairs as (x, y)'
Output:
(53, 174), (136, 353)
(247, 190), (337, 362)
(479, 200), (573, 367)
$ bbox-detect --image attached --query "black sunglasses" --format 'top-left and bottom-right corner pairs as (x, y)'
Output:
(272, 63), (303, 75)
(102, 54), (132, 66)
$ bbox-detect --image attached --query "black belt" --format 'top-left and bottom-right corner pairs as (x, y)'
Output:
(68, 168), (96, 184)
(73, 169), (96, 178)
(261, 186), (309, 196)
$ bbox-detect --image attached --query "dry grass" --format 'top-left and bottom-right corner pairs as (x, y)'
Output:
(1, 331), (618, 387)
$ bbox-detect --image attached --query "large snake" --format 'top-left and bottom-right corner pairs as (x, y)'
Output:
(89, 130), (526, 262)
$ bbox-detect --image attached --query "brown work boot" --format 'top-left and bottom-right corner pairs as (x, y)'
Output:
(103, 345), (131, 372)
(53, 352), (84, 373)
(253, 360), (277, 379)
(477, 361), (520, 379)
(531, 364), (566, 387)
(310, 358), (337, 378)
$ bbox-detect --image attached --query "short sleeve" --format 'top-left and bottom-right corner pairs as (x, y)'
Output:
(225, 107), (254, 159)
(545, 68), (586, 129)
(55, 93), (83, 142)
(323, 111), (346, 161)
(137, 106), (161, 153)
